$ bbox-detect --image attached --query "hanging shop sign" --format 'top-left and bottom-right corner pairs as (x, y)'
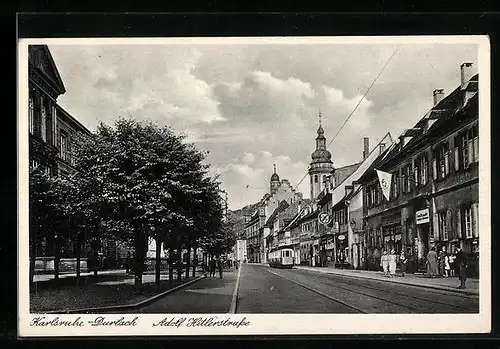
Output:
(337, 235), (346, 241)
(318, 212), (332, 226)
(325, 243), (335, 250)
(416, 209), (430, 225)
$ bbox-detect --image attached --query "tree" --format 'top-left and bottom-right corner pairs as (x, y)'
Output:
(71, 118), (224, 291)
(29, 167), (78, 286)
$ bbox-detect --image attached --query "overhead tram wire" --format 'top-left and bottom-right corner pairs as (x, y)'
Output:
(292, 45), (400, 193)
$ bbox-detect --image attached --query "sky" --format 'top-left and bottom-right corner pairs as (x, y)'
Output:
(47, 40), (478, 211)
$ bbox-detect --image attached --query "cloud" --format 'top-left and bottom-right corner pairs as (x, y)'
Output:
(48, 42), (478, 210)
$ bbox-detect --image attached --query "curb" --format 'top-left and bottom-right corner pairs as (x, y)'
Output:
(228, 265), (242, 314)
(296, 267), (478, 297)
(44, 275), (206, 314)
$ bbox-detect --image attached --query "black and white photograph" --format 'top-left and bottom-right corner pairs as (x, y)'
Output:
(18, 36), (490, 336)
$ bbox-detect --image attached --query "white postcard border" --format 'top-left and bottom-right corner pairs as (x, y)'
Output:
(17, 35), (491, 337)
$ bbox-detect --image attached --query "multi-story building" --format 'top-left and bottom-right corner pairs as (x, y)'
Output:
(244, 167), (303, 263)
(29, 45), (118, 271)
(356, 63), (479, 276)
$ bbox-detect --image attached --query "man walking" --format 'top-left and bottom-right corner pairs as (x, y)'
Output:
(209, 257), (216, 278)
(455, 246), (468, 289)
(217, 258), (223, 279)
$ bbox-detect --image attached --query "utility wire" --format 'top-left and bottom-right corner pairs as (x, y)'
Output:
(293, 45), (400, 192)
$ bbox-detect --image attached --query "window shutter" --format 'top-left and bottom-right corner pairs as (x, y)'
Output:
(444, 152), (450, 175)
(473, 137), (479, 163)
(432, 158), (437, 180)
(433, 213), (439, 240)
(445, 210), (451, 241)
(467, 139), (474, 166)
(454, 148), (460, 171)
(456, 209), (462, 239)
(472, 203), (478, 238)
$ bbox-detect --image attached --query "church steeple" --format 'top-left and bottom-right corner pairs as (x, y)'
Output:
(316, 111), (327, 150)
(270, 163), (280, 195)
(309, 111), (335, 200)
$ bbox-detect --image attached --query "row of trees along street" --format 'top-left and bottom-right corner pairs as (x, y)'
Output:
(29, 119), (236, 292)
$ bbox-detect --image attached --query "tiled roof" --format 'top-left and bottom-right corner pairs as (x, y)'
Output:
(334, 163), (361, 188)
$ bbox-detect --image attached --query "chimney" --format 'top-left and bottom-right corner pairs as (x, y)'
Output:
(460, 62), (473, 89)
(363, 137), (369, 159)
(379, 143), (386, 154)
(297, 200), (302, 215)
(399, 135), (405, 148)
(433, 89), (445, 106)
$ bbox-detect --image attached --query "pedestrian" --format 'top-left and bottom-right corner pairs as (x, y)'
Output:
(448, 251), (456, 277)
(217, 258), (223, 279)
(455, 246), (468, 289)
(388, 249), (397, 278)
(380, 250), (389, 276)
(399, 250), (408, 277)
(444, 252), (451, 277)
(426, 246), (438, 278)
(209, 257), (216, 277)
(438, 245), (446, 277)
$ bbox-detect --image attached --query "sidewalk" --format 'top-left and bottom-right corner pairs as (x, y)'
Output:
(31, 269), (206, 313)
(296, 266), (479, 296)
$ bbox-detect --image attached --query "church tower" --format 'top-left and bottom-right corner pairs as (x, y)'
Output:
(270, 164), (280, 195)
(309, 112), (335, 200)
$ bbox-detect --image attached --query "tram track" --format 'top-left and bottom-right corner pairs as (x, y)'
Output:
(267, 267), (478, 313)
(265, 269), (368, 314)
(322, 276), (478, 312)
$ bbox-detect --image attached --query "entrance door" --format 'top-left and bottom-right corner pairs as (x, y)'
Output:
(417, 224), (429, 260)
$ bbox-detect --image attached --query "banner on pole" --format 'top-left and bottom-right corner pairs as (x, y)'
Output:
(376, 169), (392, 201)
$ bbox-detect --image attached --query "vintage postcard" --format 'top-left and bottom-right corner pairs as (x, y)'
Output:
(17, 36), (491, 337)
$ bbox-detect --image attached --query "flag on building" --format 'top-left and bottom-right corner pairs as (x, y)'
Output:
(376, 169), (392, 201)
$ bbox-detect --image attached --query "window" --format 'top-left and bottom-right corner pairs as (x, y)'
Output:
(421, 156), (429, 186)
(460, 125), (479, 169)
(438, 211), (448, 241)
(402, 164), (412, 192)
(433, 142), (450, 180)
(28, 96), (34, 134)
(453, 136), (460, 171)
(463, 206), (473, 238)
(314, 175), (318, 183)
(366, 186), (372, 207)
(392, 171), (399, 199)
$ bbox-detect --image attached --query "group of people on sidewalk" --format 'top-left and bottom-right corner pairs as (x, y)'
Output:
(426, 245), (469, 289)
(379, 245), (470, 289)
(207, 257), (224, 279)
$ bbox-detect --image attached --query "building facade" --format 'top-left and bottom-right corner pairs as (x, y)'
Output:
(29, 45), (119, 271)
(357, 63), (479, 276)
(244, 168), (303, 263)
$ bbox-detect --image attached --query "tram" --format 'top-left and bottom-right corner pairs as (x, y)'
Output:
(268, 247), (295, 269)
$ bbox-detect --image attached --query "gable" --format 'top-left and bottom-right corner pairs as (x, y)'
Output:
(29, 45), (66, 95)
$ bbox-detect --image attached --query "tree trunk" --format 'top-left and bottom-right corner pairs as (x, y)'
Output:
(75, 235), (81, 286)
(185, 243), (191, 280)
(176, 247), (182, 282)
(54, 236), (61, 281)
(93, 245), (98, 277)
(134, 230), (147, 292)
(155, 236), (162, 290)
(192, 246), (197, 278)
(168, 247), (174, 284)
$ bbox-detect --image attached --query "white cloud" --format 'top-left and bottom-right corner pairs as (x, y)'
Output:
(48, 43), (478, 210)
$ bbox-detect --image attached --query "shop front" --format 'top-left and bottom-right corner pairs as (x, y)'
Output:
(324, 236), (335, 267)
(334, 233), (349, 268)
